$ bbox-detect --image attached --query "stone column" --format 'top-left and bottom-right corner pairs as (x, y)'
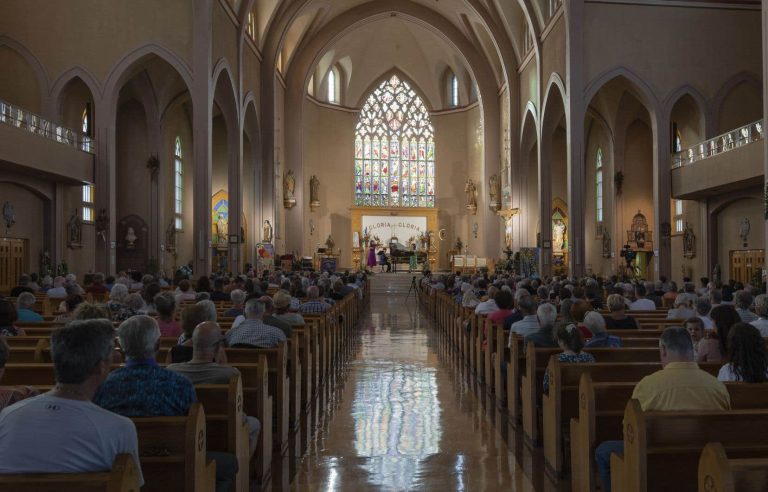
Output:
(763, 0), (768, 292)
(93, 101), (116, 275)
(228, 112), (243, 274)
(653, 117), (672, 280)
(539, 132), (552, 277)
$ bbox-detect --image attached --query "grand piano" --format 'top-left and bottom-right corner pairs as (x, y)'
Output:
(388, 241), (428, 272)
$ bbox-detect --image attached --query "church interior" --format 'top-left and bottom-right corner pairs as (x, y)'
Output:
(1, 0), (768, 490)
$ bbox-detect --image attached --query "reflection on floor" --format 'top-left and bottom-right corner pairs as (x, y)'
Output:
(269, 273), (566, 491)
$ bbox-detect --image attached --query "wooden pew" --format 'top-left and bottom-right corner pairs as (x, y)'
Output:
(194, 375), (249, 492)
(698, 442), (768, 492)
(0, 453), (141, 492)
(132, 403), (216, 492)
(572, 378), (768, 491)
(610, 399), (768, 492)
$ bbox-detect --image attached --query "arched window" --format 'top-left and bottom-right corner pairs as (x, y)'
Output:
(327, 68), (337, 103)
(174, 137), (184, 230)
(674, 199), (684, 233)
(81, 107), (89, 135)
(246, 10), (256, 41)
(354, 75), (435, 207)
(595, 148), (603, 224)
(449, 74), (459, 107)
(674, 128), (683, 153)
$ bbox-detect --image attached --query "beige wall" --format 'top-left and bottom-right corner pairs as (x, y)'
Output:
(213, 1), (239, 84)
(116, 99), (150, 225)
(541, 16), (566, 94)
(717, 81), (763, 133)
(0, 46), (41, 112)
(715, 194), (763, 283)
(519, 57), (538, 114)
(0, 182), (46, 271)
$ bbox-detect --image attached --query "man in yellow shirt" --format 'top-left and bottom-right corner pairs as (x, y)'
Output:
(595, 326), (730, 492)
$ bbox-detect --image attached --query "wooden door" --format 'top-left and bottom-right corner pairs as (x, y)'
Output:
(0, 238), (28, 295)
(729, 249), (765, 285)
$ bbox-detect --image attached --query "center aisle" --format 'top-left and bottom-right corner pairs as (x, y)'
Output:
(290, 274), (538, 491)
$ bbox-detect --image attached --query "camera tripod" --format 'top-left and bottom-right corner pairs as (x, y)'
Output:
(406, 275), (420, 302)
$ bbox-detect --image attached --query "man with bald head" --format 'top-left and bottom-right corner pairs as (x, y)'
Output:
(168, 321), (261, 456)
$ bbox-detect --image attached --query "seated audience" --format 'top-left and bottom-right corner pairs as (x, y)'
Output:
(461, 288), (479, 308)
(226, 298), (286, 348)
(695, 297), (714, 330)
(330, 280), (346, 301)
(299, 286), (331, 314)
(559, 298), (575, 325)
(508, 295), (539, 338)
(584, 311), (622, 348)
(15, 292), (42, 322)
(93, 316), (236, 492)
(570, 299), (594, 338)
(667, 294), (695, 320)
(751, 293), (768, 337)
(272, 290), (305, 326)
(196, 300), (218, 322)
(46, 276), (67, 299)
(167, 321), (260, 456)
(543, 323), (595, 394)
(196, 276), (212, 294)
(154, 292), (181, 337)
(0, 320), (143, 485)
(718, 322), (768, 382)
(595, 326), (730, 492)
(684, 317), (706, 360)
(171, 304), (212, 363)
(628, 284), (656, 311)
(0, 338), (39, 410)
(0, 301), (25, 337)
(260, 296), (292, 338)
(106, 284), (134, 322)
(521, 302), (558, 348)
(9, 275), (33, 297)
(223, 289), (246, 318)
(487, 289), (514, 325)
(734, 290), (758, 323)
(85, 273), (109, 296)
(209, 278), (230, 302)
(174, 279), (197, 303)
(474, 286), (499, 315)
(72, 302), (112, 321)
(603, 293), (640, 330)
(53, 294), (85, 324)
(697, 304), (741, 364)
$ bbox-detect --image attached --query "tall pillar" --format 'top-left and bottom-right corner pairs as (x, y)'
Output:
(228, 113), (243, 274)
(539, 133), (552, 277)
(192, 0), (213, 277)
(763, 0), (768, 292)
(93, 100), (116, 275)
(653, 117), (672, 280)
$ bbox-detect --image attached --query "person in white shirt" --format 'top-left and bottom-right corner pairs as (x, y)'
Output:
(667, 294), (695, 320)
(628, 284), (656, 311)
(750, 294), (768, 337)
(46, 276), (68, 298)
(0, 319), (143, 485)
(718, 322), (768, 382)
(474, 286), (499, 315)
(694, 297), (715, 330)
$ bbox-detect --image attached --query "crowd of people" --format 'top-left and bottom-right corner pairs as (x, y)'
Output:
(0, 267), (367, 490)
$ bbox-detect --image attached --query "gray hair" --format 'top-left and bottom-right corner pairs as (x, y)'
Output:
(109, 283), (129, 302)
(307, 286), (319, 299)
(695, 297), (712, 317)
(674, 294), (690, 308)
(153, 292), (176, 317)
(196, 300), (218, 322)
(16, 292), (36, 310)
(245, 298), (265, 318)
(537, 303), (557, 327)
(124, 293), (145, 311)
(517, 295), (536, 315)
(230, 289), (246, 305)
(117, 315), (160, 359)
(734, 290), (753, 310)
(755, 294), (768, 318)
(51, 319), (115, 384)
(607, 294), (626, 312)
(584, 311), (607, 335)
(709, 289), (723, 304)
(660, 326), (693, 356)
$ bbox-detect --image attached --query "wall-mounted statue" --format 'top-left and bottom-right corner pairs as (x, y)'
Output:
(95, 209), (109, 242)
(488, 174), (501, 211)
(165, 220), (176, 253)
(215, 212), (228, 247)
(262, 220), (273, 244)
(125, 226), (137, 250)
(683, 222), (696, 258)
(739, 217), (750, 246)
(3, 201), (15, 233)
(325, 234), (335, 251)
(465, 179), (477, 214)
(602, 229), (612, 258)
(309, 175), (320, 211)
(283, 170), (296, 209)
(67, 209), (82, 249)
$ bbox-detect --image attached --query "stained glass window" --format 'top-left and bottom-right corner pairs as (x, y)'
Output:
(354, 75), (435, 207)
(174, 137), (183, 230)
(596, 148), (603, 224)
(674, 199), (684, 233)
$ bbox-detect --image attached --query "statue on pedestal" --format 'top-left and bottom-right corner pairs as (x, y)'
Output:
(67, 209), (82, 249)
(309, 175), (320, 211)
(263, 220), (273, 244)
(283, 170), (296, 209)
(465, 179), (477, 214)
(489, 174), (501, 211)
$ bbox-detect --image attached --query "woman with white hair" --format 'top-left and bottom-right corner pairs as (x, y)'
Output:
(46, 277), (67, 299)
(584, 311), (622, 348)
(107, 284), (135, 322)
(667, 294), (695, 320)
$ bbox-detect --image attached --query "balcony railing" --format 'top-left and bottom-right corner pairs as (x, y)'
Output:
(0, 99), (95, 154)
(671, 120), (763, 169)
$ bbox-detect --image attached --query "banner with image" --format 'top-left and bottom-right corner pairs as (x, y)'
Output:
(361, 216), (427, 247)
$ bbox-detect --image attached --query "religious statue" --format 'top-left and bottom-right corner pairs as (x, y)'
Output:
(309, 175), (320, 211)
(125, 226), (137, 249)
(95, 209), (109, 242)
(165, 220), (177, 253)
(683, 221), (696, 258)
(283, 170), (296, 209)
(489, 174), (501, 211)
(465, 179), (477, 214)
(67, 209), (82, 249)
(262, 220), (273, 244)
(39, 250), (52, 277)
(352, 231), (360, 249)
(552, 219), (566, 254)
(3, 201), (15, 233)
(739, 217), (750, 246)
(216, 213), (228, 246)
(504, 215), (514, 249)
(454, 236), (463, 251)
(325, 234), (335, 251)
(602, 229), (612, 258)
(712, 263), (722, 285)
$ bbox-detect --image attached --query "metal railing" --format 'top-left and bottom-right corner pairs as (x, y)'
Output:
(671, 120), (763, 169)
(0, 99), (95, 154)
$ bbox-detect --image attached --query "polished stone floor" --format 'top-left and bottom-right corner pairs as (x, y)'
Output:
(288, 274), (556, 491)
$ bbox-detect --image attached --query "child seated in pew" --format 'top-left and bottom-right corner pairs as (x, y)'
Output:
(717, 323), (768, 382)
(542, 323), (595, 394)
(154, 291), (181, 337)
(595, 326), (731, 492)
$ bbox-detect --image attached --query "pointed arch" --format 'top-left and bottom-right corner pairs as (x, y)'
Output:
(710, 70), (762, 135)
(50, 66), (102, 104)
(541, 72), (567, 132)
(0, 36), (51, 104)
(353, 67), (436, 111)
(584, 66), (661, 120)
(520, 101), (539, 146)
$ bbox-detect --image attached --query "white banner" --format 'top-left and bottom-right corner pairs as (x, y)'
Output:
(362, 216), (427, 245)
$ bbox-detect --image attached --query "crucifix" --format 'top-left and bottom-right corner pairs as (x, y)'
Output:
(498, 207), (520, 252)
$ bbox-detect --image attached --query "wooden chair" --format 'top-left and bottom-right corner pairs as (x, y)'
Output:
(0, 453), (141, 492)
